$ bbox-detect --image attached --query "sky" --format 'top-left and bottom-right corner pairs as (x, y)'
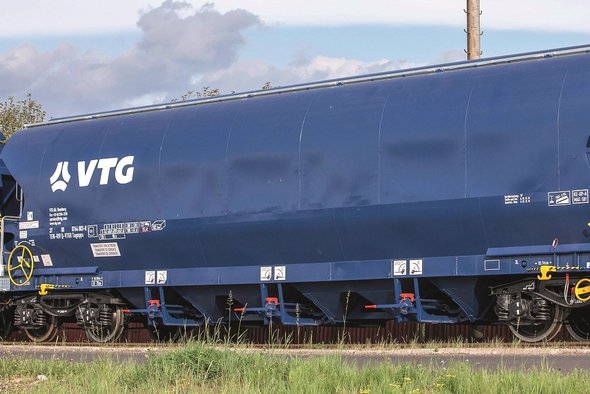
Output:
(1, 0), (590, 118)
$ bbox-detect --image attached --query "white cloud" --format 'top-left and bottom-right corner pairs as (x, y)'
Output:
(0, 1), (432, 116)
(0, 44), (82, 92)
(121, 92), (168, 108)
(1, 1), (590, 36)
(199, 55), (420, 95)
(0, 2), (261, 116)
(431, 50), (466, 64)
(288, 55), (420, 82)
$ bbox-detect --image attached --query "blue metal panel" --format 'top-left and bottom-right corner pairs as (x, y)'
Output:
(380, 72), (471, 203)
(95, 112), (166, 221)
(226, 93), (310, 214)
(300, 83), (386, 209)
(558, 57), (590, 189)
(160, 103), (236, 218)
(465, 59), (566, 197)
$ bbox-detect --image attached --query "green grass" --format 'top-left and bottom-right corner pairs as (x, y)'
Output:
(0, 343), (589, 393)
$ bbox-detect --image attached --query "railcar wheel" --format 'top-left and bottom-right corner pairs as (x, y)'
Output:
(509, 304), (564, 343)
(84, 306), (126, 343)
(24, 315), (59, 342)
(566, 308), (590, 342)
(0, 307), (13, 340)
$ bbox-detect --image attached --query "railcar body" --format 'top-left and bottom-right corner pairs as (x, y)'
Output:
(1, 46), (590, 342)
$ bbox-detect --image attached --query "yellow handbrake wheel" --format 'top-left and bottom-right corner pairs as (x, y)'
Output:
(7, 244), (34, 286)
(574, 278), (590, 302)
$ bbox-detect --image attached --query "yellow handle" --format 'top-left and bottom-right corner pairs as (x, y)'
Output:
(537, 265), (556, 281)
(38, 283), (56, 296)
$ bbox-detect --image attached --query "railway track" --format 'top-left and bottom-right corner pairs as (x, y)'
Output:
(0, 339), (589, 349)
(2, 341), (590, 371)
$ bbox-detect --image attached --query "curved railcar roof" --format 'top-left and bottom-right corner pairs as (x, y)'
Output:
(26, 44), (590, 128)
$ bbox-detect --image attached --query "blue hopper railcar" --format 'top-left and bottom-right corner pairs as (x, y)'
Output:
(1, 46), (590, 342)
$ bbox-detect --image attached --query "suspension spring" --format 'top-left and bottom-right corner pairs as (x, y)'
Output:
(14, 307), (47, 326)
(495, 294), (510, 320)
(496, 308), (509, 321)
(535, 299), (551, 320)
(98, 306), (113, 326)
(13, 308), (21, 326)
(34, 309), (47, 325)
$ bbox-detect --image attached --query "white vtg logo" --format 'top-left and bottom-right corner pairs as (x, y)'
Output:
(50, 156), (135, 192)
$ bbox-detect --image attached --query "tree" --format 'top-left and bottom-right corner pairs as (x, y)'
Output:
(0, 94), (46, 143)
